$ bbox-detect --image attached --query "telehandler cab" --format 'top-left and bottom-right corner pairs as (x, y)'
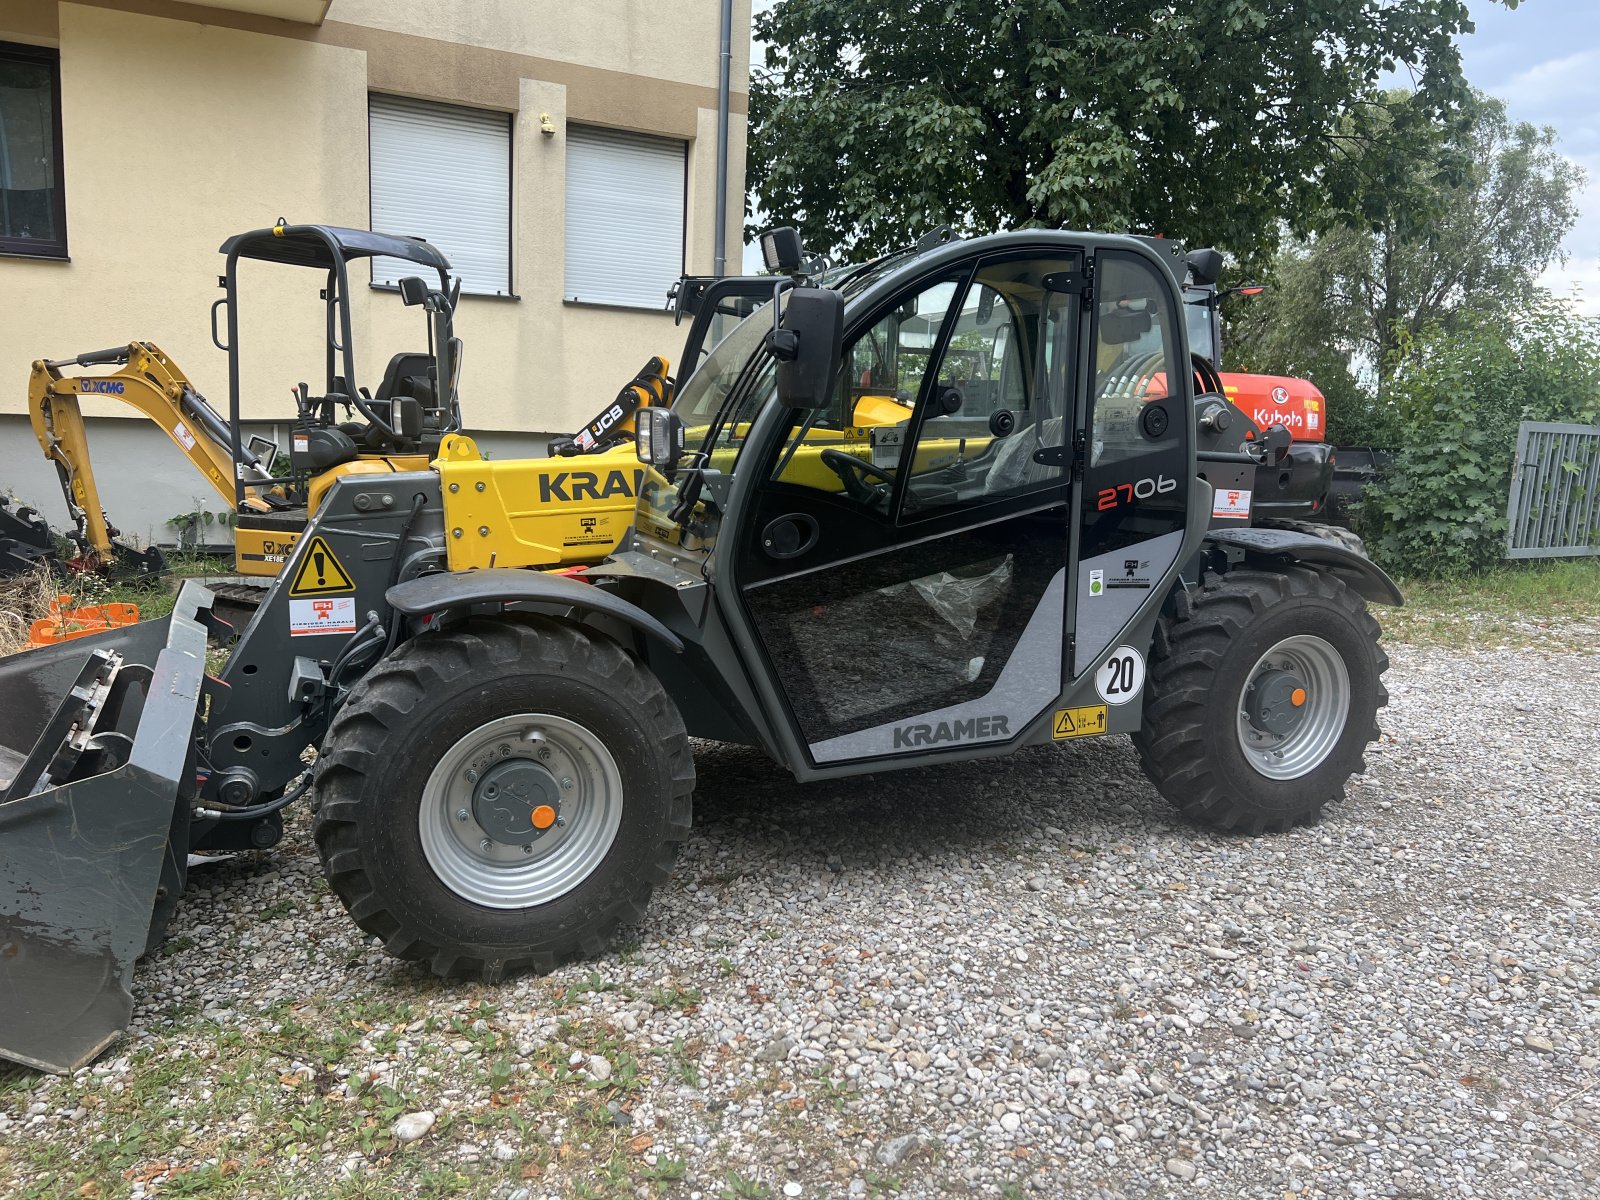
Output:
(0, 227), (1398, 1075)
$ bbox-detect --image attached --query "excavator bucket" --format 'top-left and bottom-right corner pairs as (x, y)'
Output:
(0, 584), (219, 1074)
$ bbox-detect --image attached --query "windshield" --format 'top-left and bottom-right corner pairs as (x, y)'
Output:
(635, 299), (779, 542)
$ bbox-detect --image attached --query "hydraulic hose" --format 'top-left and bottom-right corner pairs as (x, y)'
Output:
(195, 773), (311, 822)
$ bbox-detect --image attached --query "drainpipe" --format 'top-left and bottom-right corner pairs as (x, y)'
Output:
(713, 0), (733, 277)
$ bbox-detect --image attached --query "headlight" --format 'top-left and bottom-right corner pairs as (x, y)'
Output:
(636, 407), (685, 473)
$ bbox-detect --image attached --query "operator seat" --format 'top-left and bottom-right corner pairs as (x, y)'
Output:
(983, 416), (1066, 495)
(374, 352), (435, 405)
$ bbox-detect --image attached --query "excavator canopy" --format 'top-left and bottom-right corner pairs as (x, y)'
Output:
(218, 222), (452, 272)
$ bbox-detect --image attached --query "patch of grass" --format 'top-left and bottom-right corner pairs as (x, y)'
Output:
(555, 970), (626, 1006)
(719, 1171), (773, 1199)
(1385, 558), (1600, 648)
(648, 982), (703, 1011)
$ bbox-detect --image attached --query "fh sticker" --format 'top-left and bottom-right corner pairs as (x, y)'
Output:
(1095, 646), (1146, 706)
(1212, 487), (1252, 520)
(1097, 474), (1178, 511)
(1110, 557), (1152, 590)
(289, 596), (357, 636)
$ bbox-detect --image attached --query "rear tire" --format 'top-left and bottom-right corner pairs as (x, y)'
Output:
(311, 615), (694, 980)
(1133, 566), (1387, 833)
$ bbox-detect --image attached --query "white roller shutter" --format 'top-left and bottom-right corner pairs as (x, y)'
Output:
(369, 95), (512, 296)
(564, 126), (686, 308)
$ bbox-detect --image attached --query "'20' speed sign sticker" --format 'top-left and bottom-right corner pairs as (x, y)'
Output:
(1095, 645), (1146, 705)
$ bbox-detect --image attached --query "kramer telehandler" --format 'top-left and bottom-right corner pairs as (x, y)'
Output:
(0, 227), (1398, 1074)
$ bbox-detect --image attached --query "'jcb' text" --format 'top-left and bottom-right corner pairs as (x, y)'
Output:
(538, 468), (643, 504)
(893, 714), (1009, 749)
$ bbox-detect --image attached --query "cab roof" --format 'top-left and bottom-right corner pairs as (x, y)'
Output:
(218, 222), (451, 271)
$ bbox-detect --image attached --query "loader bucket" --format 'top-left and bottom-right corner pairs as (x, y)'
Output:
(0, 583), (218, 1074)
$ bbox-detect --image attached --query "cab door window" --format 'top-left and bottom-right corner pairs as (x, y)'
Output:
(901, 257), (1081, 516)
(768, 278), (961, 504)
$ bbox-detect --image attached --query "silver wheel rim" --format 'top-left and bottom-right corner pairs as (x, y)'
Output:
(418, 713), (623, 909)
(1236, 634), (1350, 780)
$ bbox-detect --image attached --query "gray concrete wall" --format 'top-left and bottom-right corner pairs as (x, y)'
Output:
(0, 416), (558, 550)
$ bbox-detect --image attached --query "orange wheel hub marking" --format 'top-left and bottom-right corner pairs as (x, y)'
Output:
(1290, 687), (1307, 707)
(531, 804), (557, 830)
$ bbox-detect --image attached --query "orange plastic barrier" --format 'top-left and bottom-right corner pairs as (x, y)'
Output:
(27, 594), (141, 646)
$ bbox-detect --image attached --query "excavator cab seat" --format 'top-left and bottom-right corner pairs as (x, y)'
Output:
(375, 353), (436, 406)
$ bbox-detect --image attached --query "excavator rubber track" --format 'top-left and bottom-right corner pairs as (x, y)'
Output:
(0, 583), (222, 1074)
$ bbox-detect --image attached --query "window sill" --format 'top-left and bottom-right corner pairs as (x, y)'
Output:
(370, 282), (520, 302)
(0, 248), (70, 263)
(562, 298), (675, 315)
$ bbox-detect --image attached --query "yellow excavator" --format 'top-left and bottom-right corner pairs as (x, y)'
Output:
(24, 222), (674, 583)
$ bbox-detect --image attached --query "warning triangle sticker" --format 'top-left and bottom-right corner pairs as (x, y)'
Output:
(1054, 710), (1077, 737)
(287, 535), (356, 596)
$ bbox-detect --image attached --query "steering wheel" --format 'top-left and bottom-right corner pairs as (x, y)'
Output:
(819, 447), (896, 507)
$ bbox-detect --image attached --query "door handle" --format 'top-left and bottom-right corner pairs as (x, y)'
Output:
(761, 513), (819, 559)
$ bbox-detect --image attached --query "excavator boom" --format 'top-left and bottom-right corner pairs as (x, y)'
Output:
(27, 343), (275, 573)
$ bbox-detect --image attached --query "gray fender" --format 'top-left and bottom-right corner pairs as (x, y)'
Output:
(385, 567), (684, 651)
(1205, 528), (1403, 607)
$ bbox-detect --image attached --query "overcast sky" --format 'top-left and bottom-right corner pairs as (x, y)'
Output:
(1452, 0), (1600, 312)
(743, 1), (1600, 311)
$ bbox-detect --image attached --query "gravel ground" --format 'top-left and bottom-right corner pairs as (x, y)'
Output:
(2, 622), (1598, 1200)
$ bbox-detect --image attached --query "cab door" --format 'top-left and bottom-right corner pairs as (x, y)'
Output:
(730, 250), (1085, 767)
(1070, 250), (1192, 696)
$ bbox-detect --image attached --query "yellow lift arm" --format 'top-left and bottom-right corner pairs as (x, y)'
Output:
(28, 342), (277, 569)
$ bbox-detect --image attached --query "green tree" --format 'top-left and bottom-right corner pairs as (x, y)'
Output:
(749, 0), (1480, 261)
(1361, 296), (1600, 577)
(1228, 90), (1584, 404)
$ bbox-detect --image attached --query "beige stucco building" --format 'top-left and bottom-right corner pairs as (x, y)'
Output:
(0, 0), (749, 545)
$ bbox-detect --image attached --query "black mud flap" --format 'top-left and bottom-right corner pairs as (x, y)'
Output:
(0, 583), (217, 1074)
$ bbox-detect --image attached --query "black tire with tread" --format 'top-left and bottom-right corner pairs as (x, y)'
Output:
(1132, 565), (1388, 833)
(1254, 515), (1368, 558)
(311, 615), (694, 981)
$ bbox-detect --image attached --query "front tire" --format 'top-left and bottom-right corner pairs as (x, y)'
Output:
(1133, 566), (1388, 832)
(311, 615), (694, 979)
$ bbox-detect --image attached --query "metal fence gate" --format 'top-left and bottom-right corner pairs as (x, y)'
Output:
(1506, 421), (1600, 559)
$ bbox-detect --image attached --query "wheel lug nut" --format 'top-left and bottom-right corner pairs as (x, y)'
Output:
(560, 778), (573, 791)
(456, 808), (470, 823)
(555, 817), (566, 828)
(479, 838), (492, 851)
(521, 844), (533, 854)
(465, 769), (478, 783)
(537, 748), (552, 761)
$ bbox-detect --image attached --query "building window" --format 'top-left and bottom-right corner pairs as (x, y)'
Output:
(564, 126), (685, 308)
(0, 41), (67, 259)
(369, 94), (512, 297)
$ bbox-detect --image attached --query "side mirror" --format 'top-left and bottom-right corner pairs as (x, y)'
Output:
(636, 406), (685, 474)
(398, 276), (429, 306)
(769, 288), (844, 409)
